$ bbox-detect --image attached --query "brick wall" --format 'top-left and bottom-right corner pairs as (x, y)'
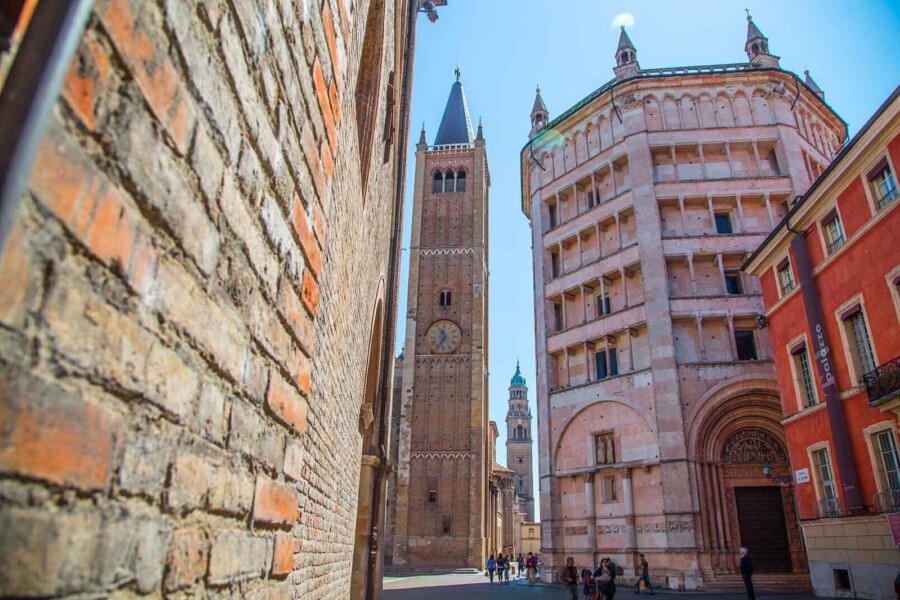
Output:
(0, 0), (406, 597)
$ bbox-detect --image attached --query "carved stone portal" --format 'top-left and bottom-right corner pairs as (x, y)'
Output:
(721, 428), (787, 464)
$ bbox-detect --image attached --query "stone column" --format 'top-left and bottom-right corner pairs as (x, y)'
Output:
(677, 195), (687, 234)
(751, 140), (762, 176)
(735, 195), (745, 233)
(670, 146), (679, 182)
(577, 233), (583, 269)
(698, 145), (707, 179)
(726, 313), (737, 360)
(706, 194), (716, 234)
(573, 182), (579, 215)
(558, 242), (564, 275)
(764, 193), (775, 228)
(696, 314), (706, 361)
(600, 277), (607, 315)
(614, 212), (623, 250)
(610, 162), (618, 196)
(626, 328), (635, 372)
(619, 267), (629, 307)
(716, 254), (726, 294)
(590, 171), (597, 206)
(564, 348), (571, 386)
(687, 253), (697, 295)
(584, 341), (592, 382)
(595, 223), (603, 258)
(581, 286), (588, 324)
(585, 473), (598, 561)
(724, 142), (734, 177)
(621, 468), (638, 568)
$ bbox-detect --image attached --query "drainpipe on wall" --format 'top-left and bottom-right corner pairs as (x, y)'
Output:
(0, 1), (94, 254)
(789, 230), (863, 511)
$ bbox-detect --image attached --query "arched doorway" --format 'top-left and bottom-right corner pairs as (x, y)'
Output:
(692, 388), (806, 577)
(350, 296), (386, 599)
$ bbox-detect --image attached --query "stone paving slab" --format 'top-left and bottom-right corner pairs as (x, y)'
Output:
(383, 572), (822, 600)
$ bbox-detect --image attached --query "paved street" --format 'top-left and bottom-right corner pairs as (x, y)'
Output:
(384, 572), (823, 600)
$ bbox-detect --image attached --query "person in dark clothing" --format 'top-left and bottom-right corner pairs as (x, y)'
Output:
(635, 553), (654, 594)
(740, 547), (755, 600)
(561, 556), (579, 600)
(594, 557), (618, 600)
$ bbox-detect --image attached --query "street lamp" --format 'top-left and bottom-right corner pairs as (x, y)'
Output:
(762, 461), (793, 484)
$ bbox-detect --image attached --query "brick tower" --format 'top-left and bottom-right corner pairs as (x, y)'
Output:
(506, 362), (535, 521)
(390, 72), (491, 568)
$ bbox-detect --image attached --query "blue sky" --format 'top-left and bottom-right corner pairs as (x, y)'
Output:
(395, 0), (900, 518)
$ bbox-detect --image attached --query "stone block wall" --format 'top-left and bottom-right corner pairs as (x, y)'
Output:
(0, 0), (406, 597)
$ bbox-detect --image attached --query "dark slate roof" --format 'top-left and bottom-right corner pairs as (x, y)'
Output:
(746, 17), (766, 41)
(434, 81), (474, 145)
(617, 27), (635, 51)
(532, 86), (548, 114)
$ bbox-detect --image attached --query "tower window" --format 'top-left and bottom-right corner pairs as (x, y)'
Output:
(433, 172), (444, 193)
(456, 170), (466, 192)
(428, 490), (437, 503)
(445, 170), (456, 193)
(714, 213), (733, 234)
(439, 290), (452, 306)
(735, 330), (758, 361)
(621, 51), (629, 63)
(725, 273), (743, 295)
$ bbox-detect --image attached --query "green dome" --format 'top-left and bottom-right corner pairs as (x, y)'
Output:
(510, 361), (527, 387)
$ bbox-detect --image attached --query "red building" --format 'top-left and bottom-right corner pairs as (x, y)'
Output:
(745, 85), (900, 599)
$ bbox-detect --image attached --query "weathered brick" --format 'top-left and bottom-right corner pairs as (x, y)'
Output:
(0, 370), (120, 491)
(283, 438), (304, 481)
(321, 138), (335, 181)
(219, 172), (280, 297)
(196, 383), (230, 445)
(164, 527), (208, 592)
(266, 370), (308, 434)
(191, 124), (225, 205)
(294, 351), (312, 396)
(0, 507), (100, 597)
(261, 194), (306, 281)
(99, 0), (196, 153)
(290, 194), (323, 279)
(119, 435), (172, 497)
(312, 58), (338, 153)
(246, 583), (292, 600)
(321, 2), (342, 96)
(207, 530), (272, 586)
(278, 276), (315, 353)
(301, 269), (320, 317)
(271, 533), (293, 577)
(0, 222), (35, 328)
(252, 476), (301, 527)
(229, 399), (285, 471)
(167, 452), (253, 516)
(62, 33), (112, 131)
(300, 125), (326, 200)
(96, 511), (171, 594)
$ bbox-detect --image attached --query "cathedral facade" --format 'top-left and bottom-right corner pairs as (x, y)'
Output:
(520, 17), (845, 589)
(387, 74), (493, 568)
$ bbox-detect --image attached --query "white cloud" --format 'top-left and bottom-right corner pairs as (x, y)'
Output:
(611, 12), (635, 29)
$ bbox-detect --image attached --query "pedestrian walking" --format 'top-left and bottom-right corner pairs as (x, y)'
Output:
(560, 556), (579, 600)
(740, 547), (755, 600)
(518, 553), (525, 578)
(487, 554), (496, 584)
(593, 557), (618, 600)
(503, 554), (511, 582)
(634, 553), (654, 595)
(526, 552), (537, 583)
(581, 568), (597, 599)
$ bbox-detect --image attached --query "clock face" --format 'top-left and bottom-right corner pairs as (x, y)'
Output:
(426, 319), (462, 354)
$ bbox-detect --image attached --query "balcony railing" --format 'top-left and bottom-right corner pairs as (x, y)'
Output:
(815, 497), (841, 518)
(864, 356), (900, 407)
(874, 488), (900, 513)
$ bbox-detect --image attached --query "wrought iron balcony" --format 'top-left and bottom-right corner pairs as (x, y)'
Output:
(864, 356), (900, 407)
(815, 497), (841, 519)
(874, 488), (900, 513)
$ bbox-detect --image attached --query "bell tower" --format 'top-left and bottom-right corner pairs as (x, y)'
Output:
(391, 71), (491, 569)
(505, 361), (534, 522)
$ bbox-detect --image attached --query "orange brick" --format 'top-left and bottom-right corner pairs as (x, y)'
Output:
(278, 278), (315, 354)
(98, 0), (195, 153)
(295, 352), (312, 396)
(290, 197), (323, 279)
(312, 58), (338, 153)
(252, 476), (300, 527)
(312, 202), (327, 246)
(321, 3), (342, 95)
(0, 223), (34, 327)
(29, 136), (90, 233)
(320, 139), (334, 182)
(300, 269), (319, 317)
(62, 36), (111, 131)
(0, 372), (120, 491)
(266, 371), (308, 435)
(328, 80), (340, 124)
(87, 186), (136, 271)
(335, 0), (351, 63)
(271, 533), (293, 577)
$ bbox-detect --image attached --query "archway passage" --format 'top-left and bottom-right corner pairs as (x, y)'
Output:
(735, 486), (791, 572)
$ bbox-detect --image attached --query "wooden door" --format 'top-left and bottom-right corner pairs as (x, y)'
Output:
(735, 486), (791, 572)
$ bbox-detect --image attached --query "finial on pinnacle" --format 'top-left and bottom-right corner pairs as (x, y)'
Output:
(536, 84), (540, 94)
(745, 8), (752, 20)
(454, 66), (461, 81)
(620, 24), (626, 31)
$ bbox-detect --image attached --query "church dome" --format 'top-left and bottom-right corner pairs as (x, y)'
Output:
(510, 362), (527, 387)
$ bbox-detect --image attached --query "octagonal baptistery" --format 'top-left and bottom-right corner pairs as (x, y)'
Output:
(519, 17), (845, 590)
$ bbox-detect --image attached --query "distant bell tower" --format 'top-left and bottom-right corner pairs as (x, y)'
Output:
(506, 361), (534, 521)
(391, 70), (491, 569)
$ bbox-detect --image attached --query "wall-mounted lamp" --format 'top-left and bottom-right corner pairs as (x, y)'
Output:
(762, 461), (792, 484)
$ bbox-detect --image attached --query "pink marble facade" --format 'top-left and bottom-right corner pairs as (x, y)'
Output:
(522, 60), (845, 588)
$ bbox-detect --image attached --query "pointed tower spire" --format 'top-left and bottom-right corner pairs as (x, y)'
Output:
(804, 70), (824, 99)
(613, 26), (640, 81)
(530, 85), (549, 138)
(476, 117), (484, 141)
(744, 11), (779, 67)
(417, 122), (427, 150)
(434, 70), (474, 146)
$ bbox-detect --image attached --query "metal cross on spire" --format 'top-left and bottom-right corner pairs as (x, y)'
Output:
(454, 66), (460, 81)
(745, 8), (751, 19)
